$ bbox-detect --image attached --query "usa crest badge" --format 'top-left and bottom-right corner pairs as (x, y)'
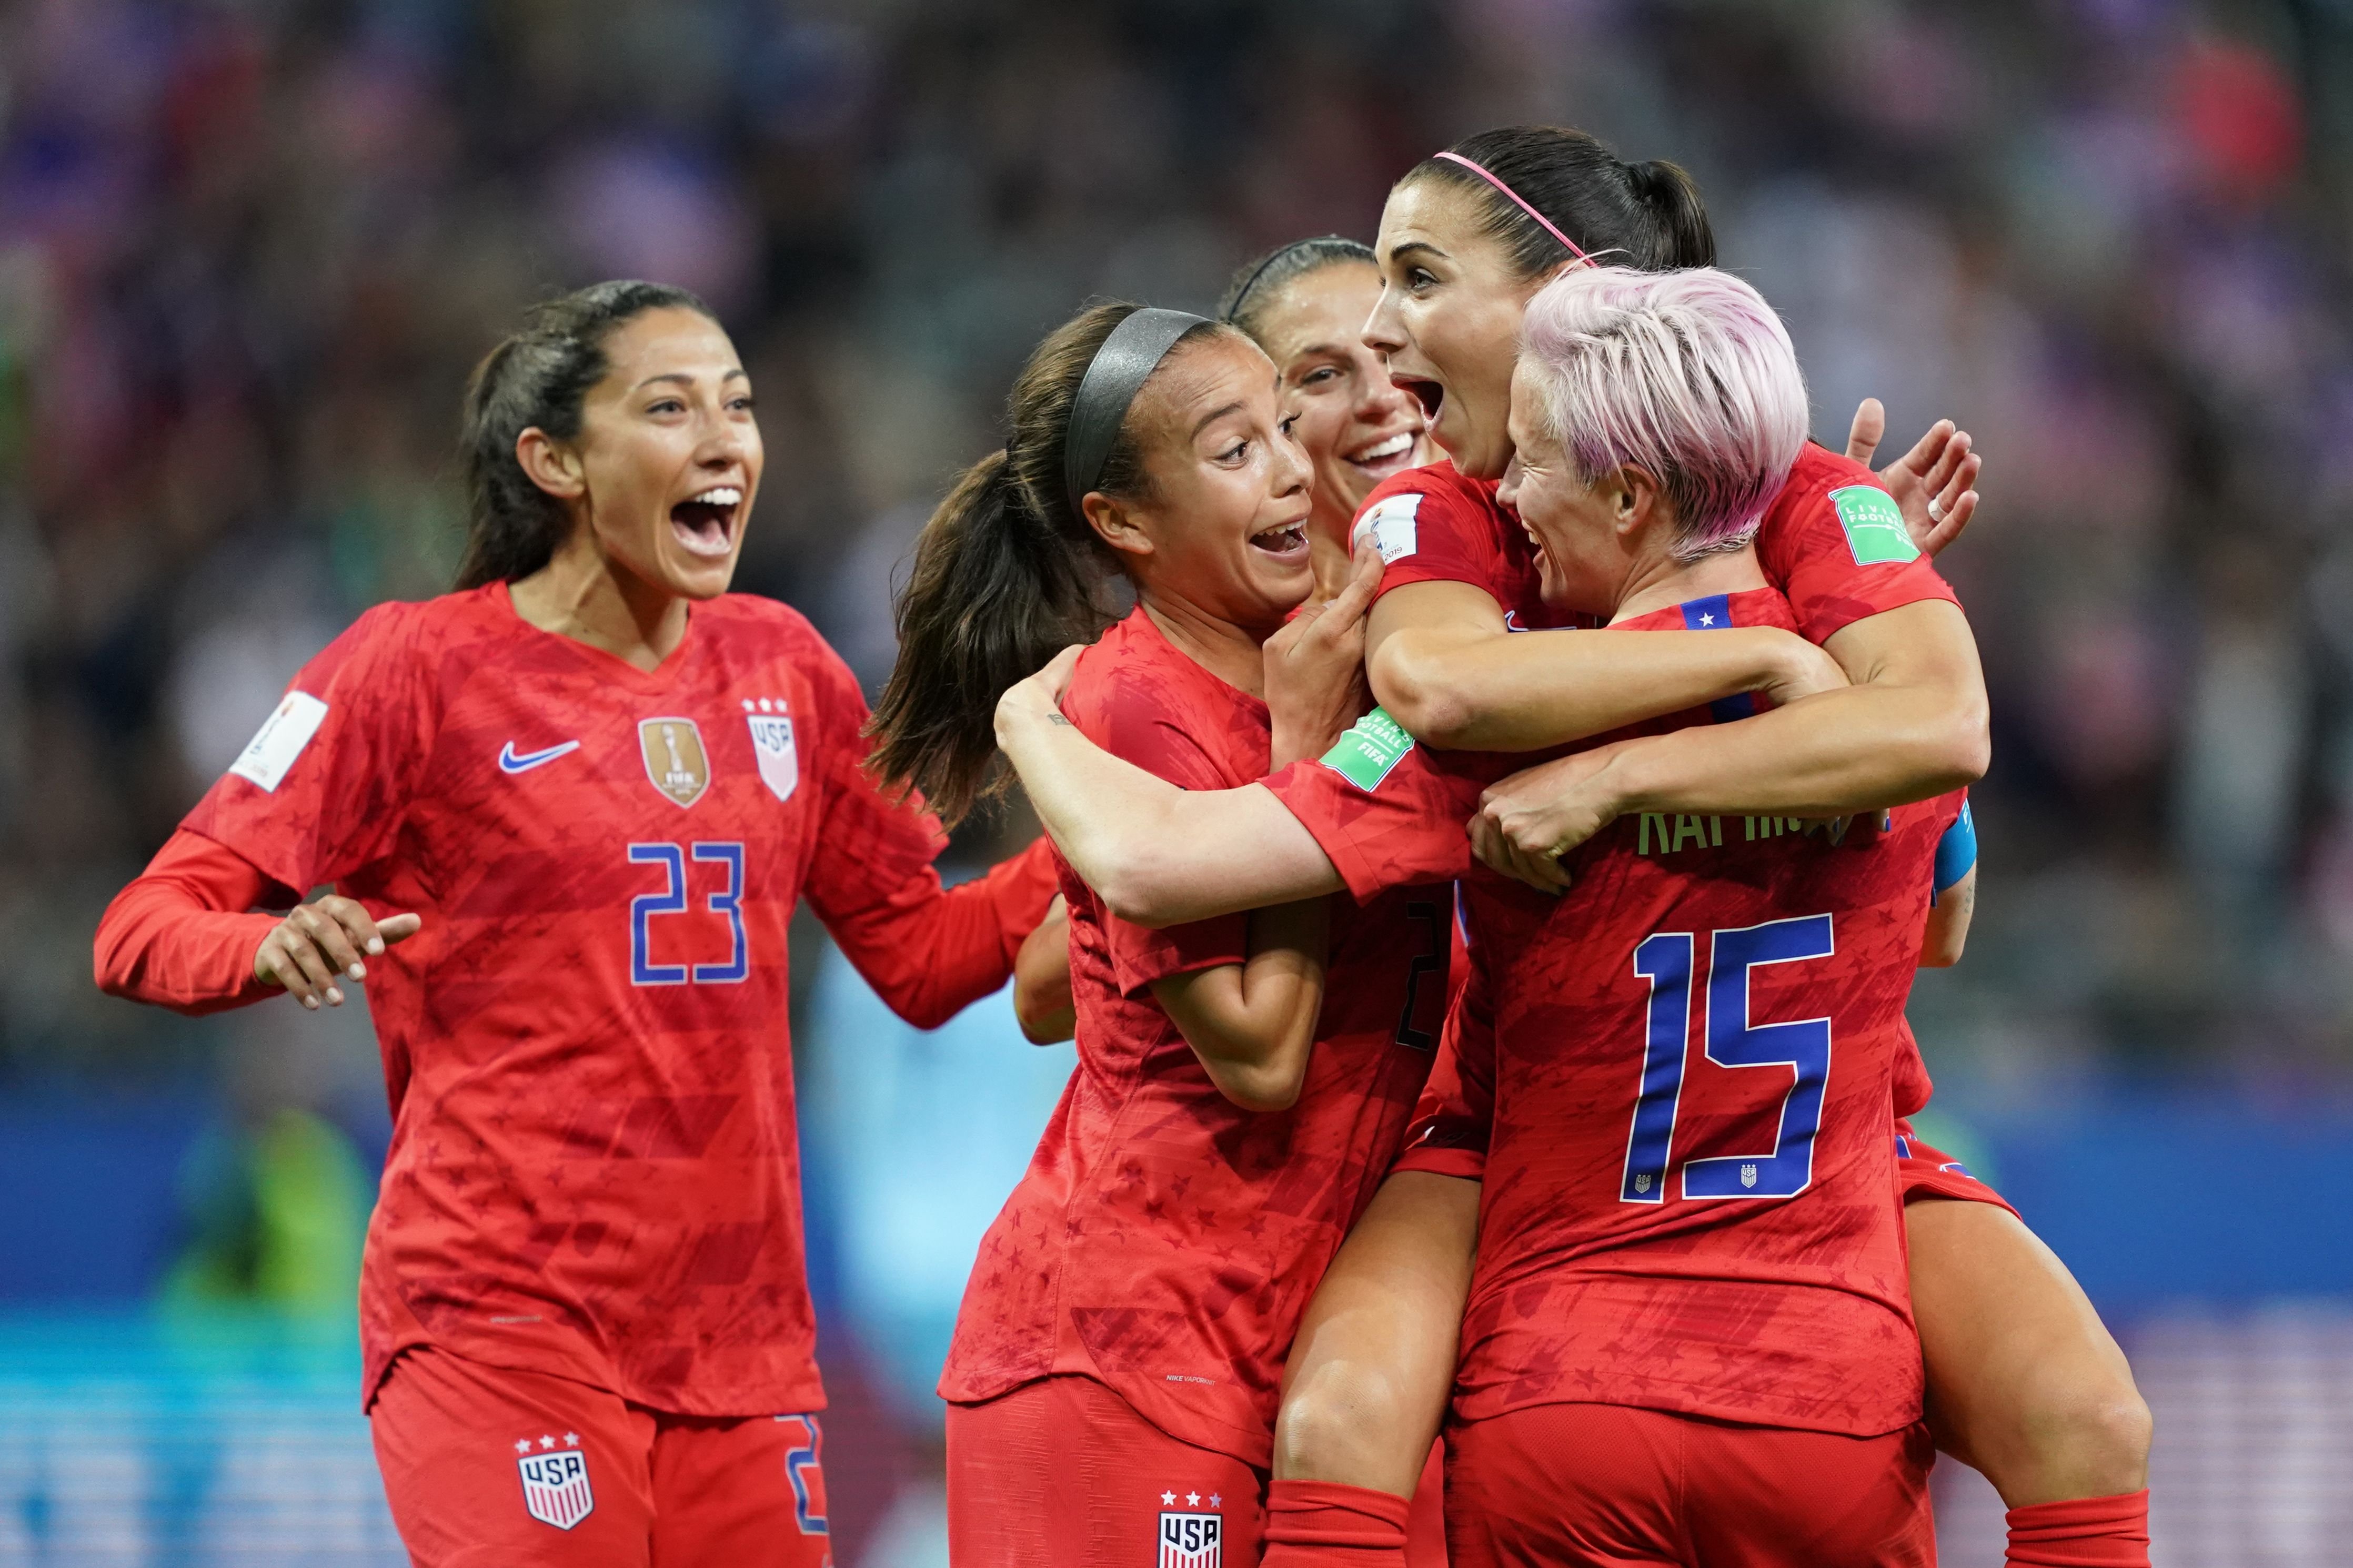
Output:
(747, 712), (798, 802)
(517, 1444), (594, 1530)
(639, 717), (710, 807)
(1159, 1510), (1221, 1568)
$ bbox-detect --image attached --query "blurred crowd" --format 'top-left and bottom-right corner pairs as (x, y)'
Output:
(5, 0), (2353, 1100)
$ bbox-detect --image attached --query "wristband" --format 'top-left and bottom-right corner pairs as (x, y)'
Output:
(1933, 797), (1976, 899)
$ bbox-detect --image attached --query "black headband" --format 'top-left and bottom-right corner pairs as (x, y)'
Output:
(1221, 235), (1361, 326)
(1063, 307), (1209, 517)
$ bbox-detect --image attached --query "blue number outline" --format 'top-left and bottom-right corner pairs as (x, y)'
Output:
(1621, 933), (1693, 1203)
(690, 842), (748, 983)
(628, 843), (688, 985)
(776, 1413), (828, 1535)
(1683, 914), (1836, 1200)
(1618, 916), (1835, 1203)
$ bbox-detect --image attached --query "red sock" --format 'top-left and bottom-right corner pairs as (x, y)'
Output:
(2005, 1490), (2151, 1567)
(1260, 1478), (1413, 1568)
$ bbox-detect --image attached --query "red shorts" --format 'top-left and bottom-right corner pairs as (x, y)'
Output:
(369, 1346), (833, 1568)
(1895, 1118), (2018, 1215)
(947, 1374), (1266, 1568)
(1443, 1403), (1934, 1568)
(1408, 1440), (1449, 1568)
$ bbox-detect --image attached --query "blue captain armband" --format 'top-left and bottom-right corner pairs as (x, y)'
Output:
(1932, 797), (1976, 903)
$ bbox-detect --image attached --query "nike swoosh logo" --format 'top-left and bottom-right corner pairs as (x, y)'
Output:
(499, 740), (581, 774)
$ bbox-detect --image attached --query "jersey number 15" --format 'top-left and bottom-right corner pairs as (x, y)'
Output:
(1623, 913), (1833, 1204)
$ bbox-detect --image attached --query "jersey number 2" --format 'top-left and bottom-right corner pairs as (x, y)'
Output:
(1623, 914), (1833, 1203)
(629, 842), (747, 985)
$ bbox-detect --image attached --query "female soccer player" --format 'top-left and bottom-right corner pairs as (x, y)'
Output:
(92, 281), (1059, 1565)
(1219, 236), (1436, 595)
(866, 301), (1439, 1568)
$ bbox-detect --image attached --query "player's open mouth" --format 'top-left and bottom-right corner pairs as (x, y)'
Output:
(1249, 520), (1311, 563)
(1393, 375), (1443, 421)
(670, 486), (742, 559)
(1344, 430), (1419, 482)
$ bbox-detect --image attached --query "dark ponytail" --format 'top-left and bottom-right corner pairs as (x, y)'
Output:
(867, 301), (1230, 826)
(1623, 158), (1713, 272)
(1406, 126), (1716, 280)
(454, 279), (717, 590)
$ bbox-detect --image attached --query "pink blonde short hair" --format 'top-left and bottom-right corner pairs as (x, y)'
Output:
(1519, 266), (1808, 560)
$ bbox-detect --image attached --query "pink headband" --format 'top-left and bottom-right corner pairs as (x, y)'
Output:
(1433, 150), (1595, 266)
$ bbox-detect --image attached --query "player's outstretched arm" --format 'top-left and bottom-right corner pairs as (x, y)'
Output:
(1273, 1171), (1480, 1496)
(1473, 599), (1990, 886)
(1151, 898), (1329, 1112)
(995, 651), (1344, 928)
(1364, 579), (1839, 754)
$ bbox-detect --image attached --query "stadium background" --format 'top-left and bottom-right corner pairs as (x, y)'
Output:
(3, 0), (2351, 1562)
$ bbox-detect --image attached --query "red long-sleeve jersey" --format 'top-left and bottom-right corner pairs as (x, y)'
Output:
(93, 582), (1057, 1416)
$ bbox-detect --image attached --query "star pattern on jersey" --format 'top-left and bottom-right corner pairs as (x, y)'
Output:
(564, 1432), (581, 1446)
(1209, 1493), (1222, 1508)
(513, 1438), (531, 1454)
(1186, 1492), (1201, 1506)
(539, 1434), (556, 1449)
(1161, 1491), (1176, 1506)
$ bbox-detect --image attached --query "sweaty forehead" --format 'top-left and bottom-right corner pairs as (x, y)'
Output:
(1380, 177), (1495, 262)
(1258, 264), (1379, 362)
(600, 309), (741, 383)
(1128, 331), (1271, 442)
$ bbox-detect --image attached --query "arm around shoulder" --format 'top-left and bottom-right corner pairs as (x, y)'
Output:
(994, 661), (1344, 928)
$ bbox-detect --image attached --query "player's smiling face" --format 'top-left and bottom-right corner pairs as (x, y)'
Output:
(1083, 331), (1315, 635)
(1498, 358), (1631, 618)
(1252, 260), (1433, 547)
(558, 307), (762, 602)
(1365, 177), (1558, 483)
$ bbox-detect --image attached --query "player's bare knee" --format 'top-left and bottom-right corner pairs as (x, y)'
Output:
(2008, 1376), (2152, 1500)
(2063, 1387), (2153, 1491)
(1274, 1364), (1405, 1483)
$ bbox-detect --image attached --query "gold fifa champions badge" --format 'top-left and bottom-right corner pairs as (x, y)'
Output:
(638, 717), (711, 807)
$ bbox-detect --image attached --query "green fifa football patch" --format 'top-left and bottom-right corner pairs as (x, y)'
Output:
(1321, 707), (1416, 792)
(1828, 485), (1920, 566)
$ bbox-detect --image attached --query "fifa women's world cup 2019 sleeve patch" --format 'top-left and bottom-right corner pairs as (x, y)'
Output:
(228, 690), (330, 793)
(1320, 707), (1416, 792)
(1827, 485), (1921, 566)
(1353, 492), (1423, 563)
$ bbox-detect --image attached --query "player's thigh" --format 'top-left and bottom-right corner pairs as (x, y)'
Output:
(947, 1374), (1265, 1568)
(1442, 1403), (1681, 1567)
(645, 1410), (831, 1568)
(370, 1347), (656, 1568)
(1275, 1171), (1479, 1496)
(1680, 1418), (1934, 1568)
(1904, 1195), (2148, 1501)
